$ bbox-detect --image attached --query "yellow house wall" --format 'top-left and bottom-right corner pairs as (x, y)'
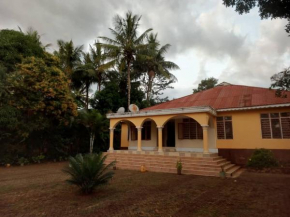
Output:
(216, 108), (290, 150)
(120, 123), (129, 148)
(110, 113), (210, 128)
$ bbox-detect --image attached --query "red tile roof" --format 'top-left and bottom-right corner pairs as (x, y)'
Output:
(142, 85), (290, 111)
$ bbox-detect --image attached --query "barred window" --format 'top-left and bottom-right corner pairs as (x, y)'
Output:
(217, 116), (233, 139)
(142, 121), (151, 140)
(261, 112), (290, 139)
(178, 119), (203, 139)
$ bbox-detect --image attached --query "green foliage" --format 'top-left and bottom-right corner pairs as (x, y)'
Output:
(176, 160), (182, 170)
(8, 53), (77, 132)
(270, 67), (290, 98)
(0, 29), (44, 72)
(63, 153), (115, 194)
(32, 154), (45, 163)
(99, 11), (152, 108)
(223, 0), (290, 35)
(18, 157), (29, 165)
(54, 40), (83, 76)
(193, 77), (218, 93)
(247, 149), (279, 169)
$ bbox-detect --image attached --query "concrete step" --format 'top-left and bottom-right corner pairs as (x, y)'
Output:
(226, 166), (241, 177)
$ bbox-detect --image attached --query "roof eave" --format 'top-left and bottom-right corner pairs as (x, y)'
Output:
(217, 103), (290, 112)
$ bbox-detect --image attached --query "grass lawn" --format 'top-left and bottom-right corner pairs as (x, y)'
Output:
(0, 162), (289, 217)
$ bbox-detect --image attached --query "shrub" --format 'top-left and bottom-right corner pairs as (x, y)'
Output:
(32, 154), (45, 163)
(247, 149), (279, 169)
(18, 157), (29, 165)
(63, 153), (115, 194)
(176, 159), (182, 170)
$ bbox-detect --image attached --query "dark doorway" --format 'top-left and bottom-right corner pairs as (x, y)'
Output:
(167, 121), (175, 147)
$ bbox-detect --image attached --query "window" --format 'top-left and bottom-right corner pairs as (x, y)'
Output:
(178, 119), (203, 139)
(217, 116), (233, 139)
(131, 126), (137, 141)
(261, 112), (290, 139)
(130, 121), (152, 141)
(142, 121), (151, 140)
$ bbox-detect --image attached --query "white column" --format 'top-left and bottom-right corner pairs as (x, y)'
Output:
(109, 128), (115, 151)
(157, 126), (164, 152)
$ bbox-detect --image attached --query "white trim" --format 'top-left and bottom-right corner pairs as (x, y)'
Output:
(217, 103), (290, 112)
(107, 106), (216, 119)
(176, 147), (218, 153)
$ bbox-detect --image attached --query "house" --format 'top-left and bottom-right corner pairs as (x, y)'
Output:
(106, 83), (290, 176)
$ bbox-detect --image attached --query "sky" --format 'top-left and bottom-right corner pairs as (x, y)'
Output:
(0, 0), (290, 100)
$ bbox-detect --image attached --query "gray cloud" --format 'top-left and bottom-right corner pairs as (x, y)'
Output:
(1, 0), (289, 99)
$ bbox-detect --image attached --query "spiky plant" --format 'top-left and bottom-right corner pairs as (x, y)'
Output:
(63, 153), (115, 194)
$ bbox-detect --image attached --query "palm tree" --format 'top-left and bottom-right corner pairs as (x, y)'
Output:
(54, 40), (83, 76)
(99, 11), (152, 109)
(73, 42), (115, 109)
(78, 109), (106, 153)
(136, 33), (179, 105)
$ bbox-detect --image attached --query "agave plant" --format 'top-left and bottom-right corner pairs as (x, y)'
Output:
(63, 153), (115, 194)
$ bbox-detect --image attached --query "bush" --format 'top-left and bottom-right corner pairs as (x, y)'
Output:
(247, 149), (279, 169)
(18, 157), (29, 165)
(63, 153), (115, 194)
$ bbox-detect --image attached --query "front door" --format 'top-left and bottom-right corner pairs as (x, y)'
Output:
(167, 121), (175, 147)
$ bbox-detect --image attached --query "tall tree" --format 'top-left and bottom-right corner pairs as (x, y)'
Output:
(72, 42), (115, 109)
(54, 40), (83, 76)
(136, 33), (179, 105)
(78, 109), (107, 153)
(99, 11), (152, 109)
(223, 0), (290, 35)
(193, 77), (218, 93)
(270, 67), (290, 98)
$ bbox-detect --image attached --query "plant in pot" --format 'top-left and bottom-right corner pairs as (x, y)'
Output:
(219, 166), (226, 178)
(18, 157), (29, 166)
(176, 159), (182, 175)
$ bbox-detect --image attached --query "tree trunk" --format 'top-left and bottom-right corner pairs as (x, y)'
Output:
(89, 132), (95, 154)
(146, 70), (155, 105)
(127, 61), (131, 110)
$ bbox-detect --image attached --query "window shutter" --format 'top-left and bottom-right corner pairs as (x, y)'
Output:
(217, 119), (225, 139)
(281, 118), (290, 138)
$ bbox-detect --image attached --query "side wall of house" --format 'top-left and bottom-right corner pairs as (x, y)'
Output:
(216, 107), (290, 165)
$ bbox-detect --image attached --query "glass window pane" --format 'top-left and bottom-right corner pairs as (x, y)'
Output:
(271, 119), (282, 138)
(261, 114), (269, 119)
(281, 112), (290, 117)
(225, 121), (233, 139)
(270, 113), (279, 118)
(217, 117), (223, 121)
(225, 116), (232, 121)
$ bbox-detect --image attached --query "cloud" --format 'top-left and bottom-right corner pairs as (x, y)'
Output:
(0, 0), (289, 100)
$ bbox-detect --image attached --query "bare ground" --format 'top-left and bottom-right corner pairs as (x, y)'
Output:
(0, 162), (289, 217)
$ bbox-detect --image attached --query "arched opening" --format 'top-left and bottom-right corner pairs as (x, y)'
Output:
(162, 115), (204, 152)
(113, 120), (136, 150)
(139, 118), (158, 151)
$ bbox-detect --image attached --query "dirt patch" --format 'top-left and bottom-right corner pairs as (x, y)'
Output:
(0, 163), (290, 217)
